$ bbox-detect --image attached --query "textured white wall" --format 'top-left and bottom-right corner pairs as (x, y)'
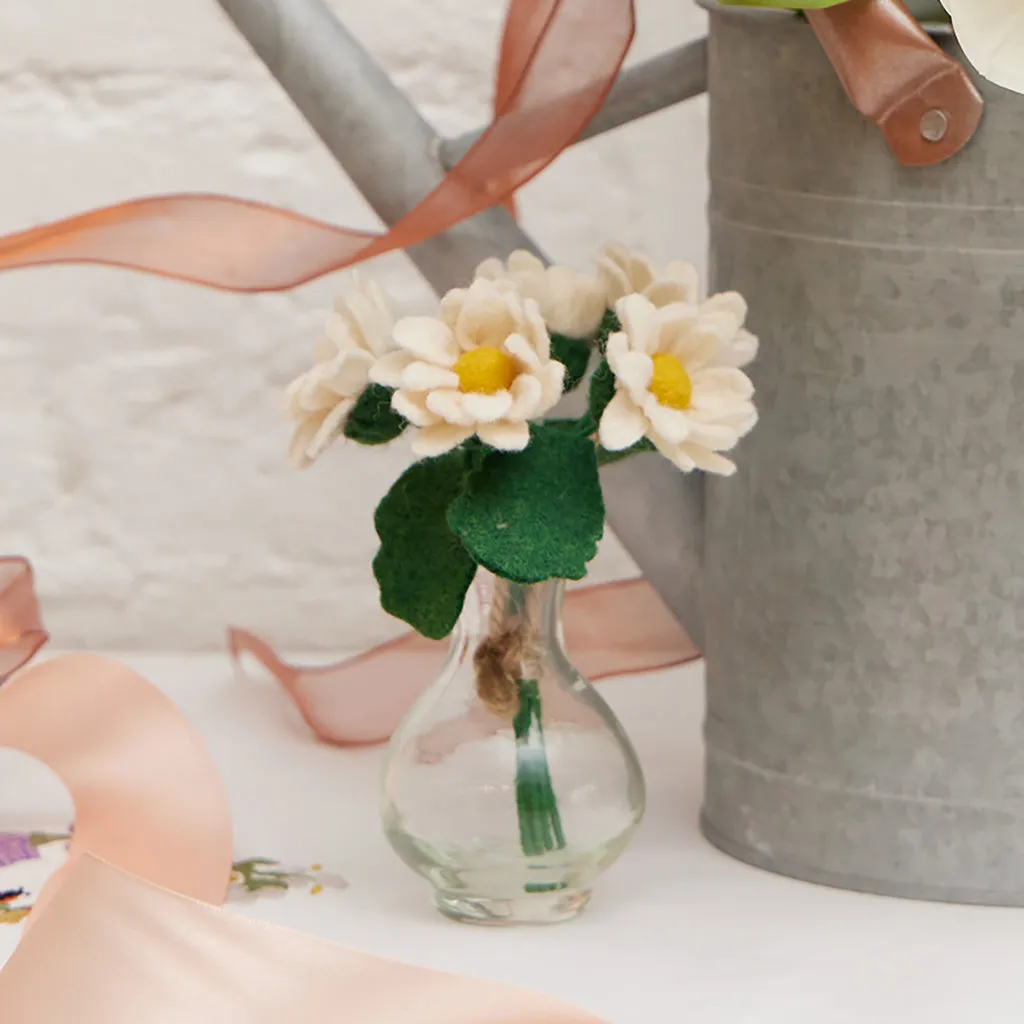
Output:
(0, 0), (709, 650)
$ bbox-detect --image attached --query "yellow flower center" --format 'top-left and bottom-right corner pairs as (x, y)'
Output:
(453, 347), (518, 394)
(649, 352), (692, 410)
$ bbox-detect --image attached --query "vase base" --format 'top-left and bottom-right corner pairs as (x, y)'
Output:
(433, 887), (591, 926)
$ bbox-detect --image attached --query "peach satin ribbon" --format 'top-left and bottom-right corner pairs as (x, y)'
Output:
(0, 566), (687, 1019)
(0, 658), (604, 1022)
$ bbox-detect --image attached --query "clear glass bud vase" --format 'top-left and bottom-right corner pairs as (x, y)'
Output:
(380, 574), (646, 925)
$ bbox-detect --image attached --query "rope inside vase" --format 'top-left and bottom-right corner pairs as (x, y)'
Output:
(473, 578), (542, 717)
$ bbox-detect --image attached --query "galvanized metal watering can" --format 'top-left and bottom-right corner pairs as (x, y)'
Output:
(608, 3), (1024, 905)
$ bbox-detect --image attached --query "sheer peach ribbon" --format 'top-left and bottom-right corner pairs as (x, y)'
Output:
(0, 559), (47, 683)
(230, 578), (697, 745)
(0, 658), (605, 1021)
(0, 0), (634, 291)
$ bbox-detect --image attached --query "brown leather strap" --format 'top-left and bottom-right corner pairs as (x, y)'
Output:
(807, 0), (983, 167)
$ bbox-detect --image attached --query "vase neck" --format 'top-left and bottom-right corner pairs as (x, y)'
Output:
(485, 577), (565, 641)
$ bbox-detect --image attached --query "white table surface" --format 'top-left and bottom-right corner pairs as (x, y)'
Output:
(3, 654), (1024, 1022)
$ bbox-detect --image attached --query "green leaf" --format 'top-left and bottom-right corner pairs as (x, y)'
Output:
(597, 437), (655, 467)
(448, 424), (605, 584)
(586, 359), (616, 432)
(596, 309), (621, 353)
(343, 383), (407, 446)
(373, 452), (477, 639)
(549, 333), (592, 393)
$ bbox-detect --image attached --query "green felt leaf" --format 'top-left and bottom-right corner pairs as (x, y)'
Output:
(597, 437), (655, 467)
(373, 452), (477, 639)
(586, 359), (616, 432)
(448, 424), (605, 584)
(595, 309), (621, 354)
(549, 334), (592, 393)
(343, 384), (407, 446)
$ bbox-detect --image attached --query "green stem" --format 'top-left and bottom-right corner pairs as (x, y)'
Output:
(512, 678), (566, 860)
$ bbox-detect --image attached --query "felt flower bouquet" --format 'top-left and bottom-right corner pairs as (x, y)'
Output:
(286, 248), (758, 919)
(285, 244), (759, 643)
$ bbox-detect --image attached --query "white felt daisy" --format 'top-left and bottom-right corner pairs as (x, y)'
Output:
(370, 278), (566, 457)
(701, 291), (759, 370)
(599, 293), (758, 476)
(941, 0), (1024, 95)
(285, 278), (396, 468)
(475, 250), (607, 340)
(597, 242), (701, 309)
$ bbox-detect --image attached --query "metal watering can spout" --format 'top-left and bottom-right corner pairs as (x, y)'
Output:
(601, 456), (705, 651)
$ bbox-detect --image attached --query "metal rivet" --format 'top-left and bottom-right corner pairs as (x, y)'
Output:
(920, 108), (950, 143)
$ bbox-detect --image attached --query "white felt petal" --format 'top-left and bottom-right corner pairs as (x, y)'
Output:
(508, 250), (546, 277)
(288, 416), (321, 468)
(438, 287), (467, 334)
(605, 331), (630, 364)
(325, 350), (374, 396)
(313, 336), (337, 363)
(664, 261), (701, 303)
(651, 433), (697, 472)
(290, 365), (338, 412)
(609, 350), (653, 406)
(505, 333), (543, 372)
(475, 256), (507, 280)
(324, 312), (358, 353)
(942, 0), (1024, 95)
(670, 328), (720, 372)
(644, 394), (692, 445)
(425, 389), (474, 426)
(701, 290), (747, 323)
(537, 361), (567, 412)
(655, 302), (700, 352)
(369, 350), (415, 388)
(392, 317), (459, 367)
(677, 442), (737, 476)
(624, 250), (656, 293)
(411, 423), (475, 457)
(643, 280), (692, 308)
(507, 373), (543, 421)
(602, 241), (631, 267)
(542, 267), (606, 339)
(615, 293), (661, 354)
(392, 389), (441, 428)
(453, 280), (521, 351)
(477, 419), (530, 451)
(284, 377), (306, 418)
(691, 366), (755, 401)
(401, 361), (460, 391)
(694, 312), (743, 351)
(597, 259), (631, 304)
(284, 373), (319, 416)
(600, 390), (648, 451)
(460, 390), (514, 424)
(522, 298), (552, 363)
(336, 287), (393, 357)
(306, 400), (353, 459)
(715, 328), (759, 369)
